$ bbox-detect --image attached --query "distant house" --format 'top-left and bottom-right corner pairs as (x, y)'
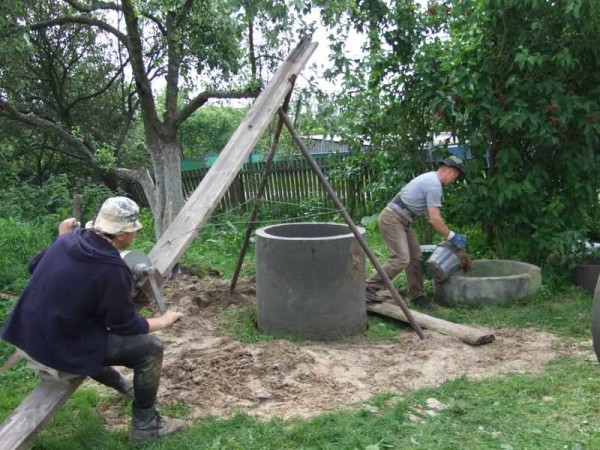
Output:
(181, 158), (203, 171)
(181, 135), (351, 171)
(180, 133), (473, 171)
(428, 132), (472, 162)
(303, 135), (350, 156)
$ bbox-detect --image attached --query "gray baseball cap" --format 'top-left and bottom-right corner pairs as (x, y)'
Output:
(440, 155), (465, 179)
(86, 196), (143, 235)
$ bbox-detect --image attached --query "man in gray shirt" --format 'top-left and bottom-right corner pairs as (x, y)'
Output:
(366, 156), (467, 308)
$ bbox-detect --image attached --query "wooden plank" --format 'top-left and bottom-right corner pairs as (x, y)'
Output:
(300, 160), (309, 199)
(149, 37), (317, 276)
(290, 160), (298, 205)
(367, 301), (495, 346)
(0, 377), (85, 450)
(282, 161), (292, 206)
(0, 351), (22, 373)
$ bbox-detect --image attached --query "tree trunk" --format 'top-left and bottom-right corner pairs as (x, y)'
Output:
(147, 137), (185, 238)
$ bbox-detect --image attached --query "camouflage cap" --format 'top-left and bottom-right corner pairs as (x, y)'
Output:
(87, 196), (143, 235)
(440, 155), (465, 179)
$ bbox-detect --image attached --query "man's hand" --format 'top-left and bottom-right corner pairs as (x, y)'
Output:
(147, 310), (183, 332)
(162, 310), (183, 327)
(449, 233), (467, 249)
(58, 218), (80, 235)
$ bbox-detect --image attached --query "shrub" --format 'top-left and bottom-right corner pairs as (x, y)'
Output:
(0, 218), (56, 292)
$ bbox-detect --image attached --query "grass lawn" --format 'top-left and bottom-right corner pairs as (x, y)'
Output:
(1, 222), (599, 449)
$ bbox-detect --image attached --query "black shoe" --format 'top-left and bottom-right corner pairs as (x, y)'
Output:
(412, 295), (433, 310)
(366, 287), (384, 303)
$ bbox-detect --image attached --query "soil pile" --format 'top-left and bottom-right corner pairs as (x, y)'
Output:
(92, 273), (591, 424)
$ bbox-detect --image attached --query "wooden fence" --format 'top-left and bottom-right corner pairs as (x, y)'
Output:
(128, 155), (376, 220)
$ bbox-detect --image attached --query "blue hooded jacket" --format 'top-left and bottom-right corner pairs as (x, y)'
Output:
(0, 229), (149, 376)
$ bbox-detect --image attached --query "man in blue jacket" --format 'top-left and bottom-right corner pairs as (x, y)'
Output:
(1, 196), (185, 443)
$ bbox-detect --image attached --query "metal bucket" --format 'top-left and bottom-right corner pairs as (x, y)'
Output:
(425, 240), (462, 283)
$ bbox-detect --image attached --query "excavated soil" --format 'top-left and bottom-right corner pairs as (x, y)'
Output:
(90, 273), (593, 428)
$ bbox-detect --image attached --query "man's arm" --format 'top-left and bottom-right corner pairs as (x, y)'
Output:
(428, 206), (467, 248)
(427, 206), (451, 238)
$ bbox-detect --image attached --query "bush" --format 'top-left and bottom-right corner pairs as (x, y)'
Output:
(0, 177), (118, 292)
(0, 218), (56, 292)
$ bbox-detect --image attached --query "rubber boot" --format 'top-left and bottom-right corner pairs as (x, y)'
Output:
(130, 406), (186, 443)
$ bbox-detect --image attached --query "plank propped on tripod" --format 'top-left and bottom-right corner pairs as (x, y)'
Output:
(149, 36), (318, 277)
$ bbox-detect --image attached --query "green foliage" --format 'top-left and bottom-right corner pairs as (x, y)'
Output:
(363, 316), (402, 341)
(418, 0), (600, 262)
(317, 0), (600, 264)
(0, 178), (117, 291)
(182, 217), (255, 279)
(222, 306), (277, 344)
(0, 175), (71, 222)
(178, 106), (247, 158)
(0, 219), (55, 291)
(94, 145), (116, 170)
(223, 305), (403, 344)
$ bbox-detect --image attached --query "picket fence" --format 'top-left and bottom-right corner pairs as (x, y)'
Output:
(127, 155), (376, 220)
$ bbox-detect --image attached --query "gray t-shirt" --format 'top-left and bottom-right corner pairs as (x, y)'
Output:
(389, 171), (442, 216)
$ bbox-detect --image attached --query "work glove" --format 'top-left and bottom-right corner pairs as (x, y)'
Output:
(448, 232), (467, 249)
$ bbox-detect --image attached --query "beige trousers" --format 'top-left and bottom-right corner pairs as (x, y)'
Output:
(366, 208), (424, 300)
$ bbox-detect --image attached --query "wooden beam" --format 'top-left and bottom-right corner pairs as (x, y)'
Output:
(367, 302), (495, 346)
(0, 377), (85, 450)
(0, 351), (22, 373)
(148, 36), (318, 276)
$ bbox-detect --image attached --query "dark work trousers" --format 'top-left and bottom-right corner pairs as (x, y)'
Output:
(90, 333), (163, 410)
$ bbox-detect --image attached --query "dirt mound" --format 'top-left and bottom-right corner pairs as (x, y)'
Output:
(91, 274), (592, 425)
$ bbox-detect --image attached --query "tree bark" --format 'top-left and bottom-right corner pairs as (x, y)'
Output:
(148, 138), (185, 238)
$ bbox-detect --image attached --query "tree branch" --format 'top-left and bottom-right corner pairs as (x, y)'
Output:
(63, 0), (121, 12)
(65, 57), (130, 111)
(175, 88), (261, 126)
(175, 0), (195, 28)
(31, 16), (129, 48)
(0, 98), (98, 167)
(113, 167), (157, 212)
(121, 0), (160, 131)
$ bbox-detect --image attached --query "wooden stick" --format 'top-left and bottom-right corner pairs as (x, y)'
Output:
(71, 194), (84, 224)
(278, 109), (426, 340)
(367, 302), (495, 346)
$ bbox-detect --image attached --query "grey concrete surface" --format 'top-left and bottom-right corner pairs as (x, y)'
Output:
(434, 259), (542, 306)
(256, 223), (366, 340)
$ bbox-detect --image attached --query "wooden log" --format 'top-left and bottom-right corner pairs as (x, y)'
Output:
(0, 377), (85, 450)
(367, 301), (495, 346)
